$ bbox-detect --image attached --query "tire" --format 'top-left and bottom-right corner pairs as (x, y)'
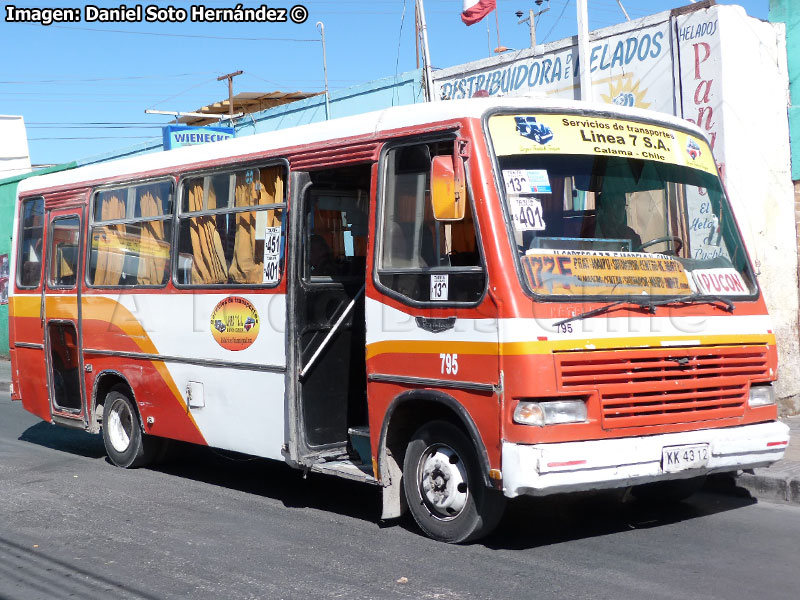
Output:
(101, 386), (162, 468)
(403, 420), (506, 543)
(631, 475), (707, 504)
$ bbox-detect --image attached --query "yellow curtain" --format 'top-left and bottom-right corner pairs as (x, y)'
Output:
(188, 182), (228, 284)
(229, 167), (283, 283)
(450, 206), (477, 255)
(93, 194), (125, 285)
(228, 173), (261, 283)
(137, 189), (168, 285)
(52, 223), (77, 284)
(260, 167), (284, 227)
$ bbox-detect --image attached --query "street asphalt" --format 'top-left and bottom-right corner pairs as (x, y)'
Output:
(1, 357), (797, 505)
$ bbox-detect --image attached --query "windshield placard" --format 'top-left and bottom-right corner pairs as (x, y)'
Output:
(489, 114), (716, 175)
(692, 268), (749, 296)
(502, 168), (552, 194)
(522, 249), (694, 296)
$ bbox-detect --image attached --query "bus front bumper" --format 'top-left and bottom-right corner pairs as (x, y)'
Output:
(501, 421), (790, 498)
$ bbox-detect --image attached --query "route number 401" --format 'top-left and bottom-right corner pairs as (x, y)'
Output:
(440, 353), (459, 375)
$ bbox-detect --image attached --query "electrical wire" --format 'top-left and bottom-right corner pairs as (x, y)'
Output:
(540, 0), (573, 44)
(0, 72), (219, 85)
(27, 136), (159, 140)
(27, 23), (319, 42)
(393, 0), (408, 106)
(146, 77), (221, 110)
(26, 125), (163, 129)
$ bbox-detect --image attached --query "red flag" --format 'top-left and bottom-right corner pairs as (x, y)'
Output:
(462, 0), (496, 26)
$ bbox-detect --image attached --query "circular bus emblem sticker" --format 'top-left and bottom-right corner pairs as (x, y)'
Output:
(210, 296), (260, 351)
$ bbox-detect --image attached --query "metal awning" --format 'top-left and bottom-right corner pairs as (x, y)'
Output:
(177, 91), (321, 126)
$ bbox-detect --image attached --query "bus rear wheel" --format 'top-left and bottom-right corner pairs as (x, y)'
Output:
(102, 387), (162, 468)
(403, 421), (505, 543)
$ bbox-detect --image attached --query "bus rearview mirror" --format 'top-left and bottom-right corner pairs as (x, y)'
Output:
(430, 155), (466, 221)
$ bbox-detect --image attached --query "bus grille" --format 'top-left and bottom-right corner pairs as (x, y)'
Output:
(556, 346), (769, 429)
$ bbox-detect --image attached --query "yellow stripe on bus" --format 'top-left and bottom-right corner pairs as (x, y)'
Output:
(10, 294), (203, 440)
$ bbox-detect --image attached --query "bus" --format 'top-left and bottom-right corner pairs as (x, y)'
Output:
(8, 97), (790, 543)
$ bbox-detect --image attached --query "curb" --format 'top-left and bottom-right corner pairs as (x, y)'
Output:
(0, 362), (10, 390)
(733, 467), (800, 505)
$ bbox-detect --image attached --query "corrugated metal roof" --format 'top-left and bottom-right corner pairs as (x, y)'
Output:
(177, 91), (321, 125)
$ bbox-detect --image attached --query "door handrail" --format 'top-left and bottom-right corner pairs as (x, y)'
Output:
(299, 284), (365, 381)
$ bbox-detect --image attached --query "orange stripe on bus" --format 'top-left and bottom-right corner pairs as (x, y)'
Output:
(12, 294), (204, 442)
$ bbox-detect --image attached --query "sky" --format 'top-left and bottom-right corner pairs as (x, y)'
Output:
(0, 0), (770, 166)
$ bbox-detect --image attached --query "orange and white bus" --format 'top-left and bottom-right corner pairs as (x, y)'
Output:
(8, 98), (789, 542)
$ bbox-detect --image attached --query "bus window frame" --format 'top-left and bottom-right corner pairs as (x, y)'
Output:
(16, 195), (45, 291)
(172, 158), (289, 290)
(373, 135), (489, 309)
(86, 176), (176, 290)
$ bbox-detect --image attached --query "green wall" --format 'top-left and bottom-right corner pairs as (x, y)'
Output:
(0, 163), (76, 358)
(770, 0), (800, 180)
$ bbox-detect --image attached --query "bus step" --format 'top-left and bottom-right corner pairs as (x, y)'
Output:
(348, 426), (371, 466)
(310, 458), (378, 485)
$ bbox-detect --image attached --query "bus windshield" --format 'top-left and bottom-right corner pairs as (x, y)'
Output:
(488, 112), (757, 299)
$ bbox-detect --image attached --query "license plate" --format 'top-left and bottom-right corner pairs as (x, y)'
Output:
(661, 444), (710, 473)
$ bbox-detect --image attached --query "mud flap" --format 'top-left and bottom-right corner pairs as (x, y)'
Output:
(380, 448), (407, 520)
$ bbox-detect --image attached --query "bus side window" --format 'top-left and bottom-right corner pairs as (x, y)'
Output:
(89, 181), (173, 287)
(49, 217), (81, 288)
(17, 197), (45, 288)
(176, 164), (287, 286)
(303, 166), (370, 280)
(377, 142), (485, 304)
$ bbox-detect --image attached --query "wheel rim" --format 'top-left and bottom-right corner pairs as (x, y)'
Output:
(107, 399), (133, 453)
(416, 443), (469, 521)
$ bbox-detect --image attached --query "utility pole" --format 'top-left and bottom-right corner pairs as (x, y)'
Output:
(616, 0), (631, 22)
(316, 22), (331, 120)
(414, 2), (420, 69)
(416, 0), (435, 102)
(516, 0), (550, 49)
(217, 70), (243, 120)
(576, 0), (592, 101)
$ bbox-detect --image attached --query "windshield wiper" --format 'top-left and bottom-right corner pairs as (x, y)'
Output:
(646, 293), (735, 313)
(554, 293), (734, 327)
(554, 299), (656, 327)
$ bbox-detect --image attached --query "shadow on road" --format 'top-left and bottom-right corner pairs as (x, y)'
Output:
(155, 442), (385, 525)
(17, 421), (383, 525)
(483, 487), (757, 550)
(18, 422), (759, 548)
(18, 421), (106, 459)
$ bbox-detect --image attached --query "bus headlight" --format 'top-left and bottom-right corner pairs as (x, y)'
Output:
(513, 399), (587, 426)
(748, 384), (776, 408)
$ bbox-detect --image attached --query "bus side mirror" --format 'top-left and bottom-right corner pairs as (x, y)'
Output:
(431, 155), (466, 221)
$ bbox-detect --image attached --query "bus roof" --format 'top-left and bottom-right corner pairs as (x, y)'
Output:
(17, 96), (709, 196)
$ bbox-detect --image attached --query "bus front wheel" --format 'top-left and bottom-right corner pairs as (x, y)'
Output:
(403, 420), (505, 543)
(102, 387), (162, 468)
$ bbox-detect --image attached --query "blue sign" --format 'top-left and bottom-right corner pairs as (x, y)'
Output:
(163, 125), (235, 150)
